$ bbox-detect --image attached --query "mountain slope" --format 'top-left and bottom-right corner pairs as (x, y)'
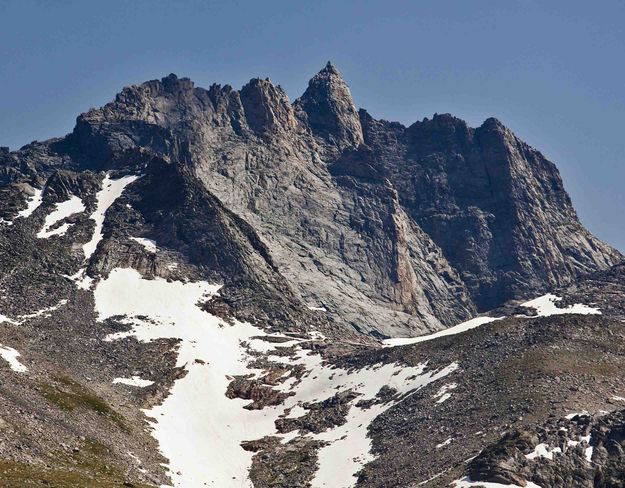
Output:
(0, 63), (622, 488)
(1, 64), (619, 337)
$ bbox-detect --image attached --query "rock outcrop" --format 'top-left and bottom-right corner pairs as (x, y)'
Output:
(360, 111), (622, 310)
(294, 61), (364, 148)
(1, 63), (620, 337)
(464, 410), (625, 488)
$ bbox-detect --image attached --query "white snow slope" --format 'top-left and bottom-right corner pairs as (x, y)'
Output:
(95, 267), (458, 488)
(68, 174), (139, 289)
(0, 186), (44, 226)
(82, 175), (140, 259)
(384, 316), (502, 347)
(17, 187), (44, 219)
(36, 195), (85, 238)
(0, 344), (28, 373)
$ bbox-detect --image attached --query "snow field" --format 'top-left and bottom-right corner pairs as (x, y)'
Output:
(95, 267), (459, 488)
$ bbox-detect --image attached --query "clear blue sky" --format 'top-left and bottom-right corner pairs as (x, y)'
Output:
(1, 0), (624, 250)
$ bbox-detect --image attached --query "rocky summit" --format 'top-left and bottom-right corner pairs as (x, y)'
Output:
(0, 63), (622, 488)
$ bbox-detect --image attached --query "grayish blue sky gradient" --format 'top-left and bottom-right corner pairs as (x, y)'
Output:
(1, 0), (624, 249)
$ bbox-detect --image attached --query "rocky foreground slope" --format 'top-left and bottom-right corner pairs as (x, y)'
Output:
(0, 64), (622, 487)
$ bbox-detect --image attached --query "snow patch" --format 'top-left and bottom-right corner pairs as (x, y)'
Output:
(127, 451), (146, 473)
(0, 345), (27, 373)
(0, 300), (67, 326)
(36, 195), (85, 238)
(579, 433), (593, 462)
(309, 330), (327, 341)
(433, 382), (457, 404)
(307, 305), (327, 312)
(384, 316), (502, 347)
(525, 443), (561, 460)
(0, 313), (18, 325)
(18, 300), (67, 321)
(130, 237), (157, 253)
(113, 376), (154, 387)
(565, 411), (590, 419)
(522, 294), (601, 316)
(435, 437), (453, 448)
(417, 469), (448, 485)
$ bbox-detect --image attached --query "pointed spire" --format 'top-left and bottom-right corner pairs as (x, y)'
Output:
(322, 60), (340, 76)
(294, 62), (363, 148)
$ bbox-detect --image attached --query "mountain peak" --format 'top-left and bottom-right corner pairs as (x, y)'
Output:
(309, 60), (346, 85)
(321, 60), (340, 76)
(239, 77), (299, 135)
(294, 63), (363, 148)
(480, 116), (508, 133)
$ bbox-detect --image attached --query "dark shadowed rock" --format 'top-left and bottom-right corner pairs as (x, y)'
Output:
(360, 111), (621, 310)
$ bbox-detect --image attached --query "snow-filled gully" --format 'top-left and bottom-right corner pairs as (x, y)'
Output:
(0, 186), (44, 227)
(94, 268), (459, 488)
(69, 174), (140, 289)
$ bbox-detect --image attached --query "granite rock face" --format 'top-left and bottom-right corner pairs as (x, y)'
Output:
(2, 64), (620, 337)
(359, 111), (621, 311)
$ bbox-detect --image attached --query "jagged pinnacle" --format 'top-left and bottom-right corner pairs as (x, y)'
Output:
(295, 61), (363, 147)
(322, 60), (340, 76)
